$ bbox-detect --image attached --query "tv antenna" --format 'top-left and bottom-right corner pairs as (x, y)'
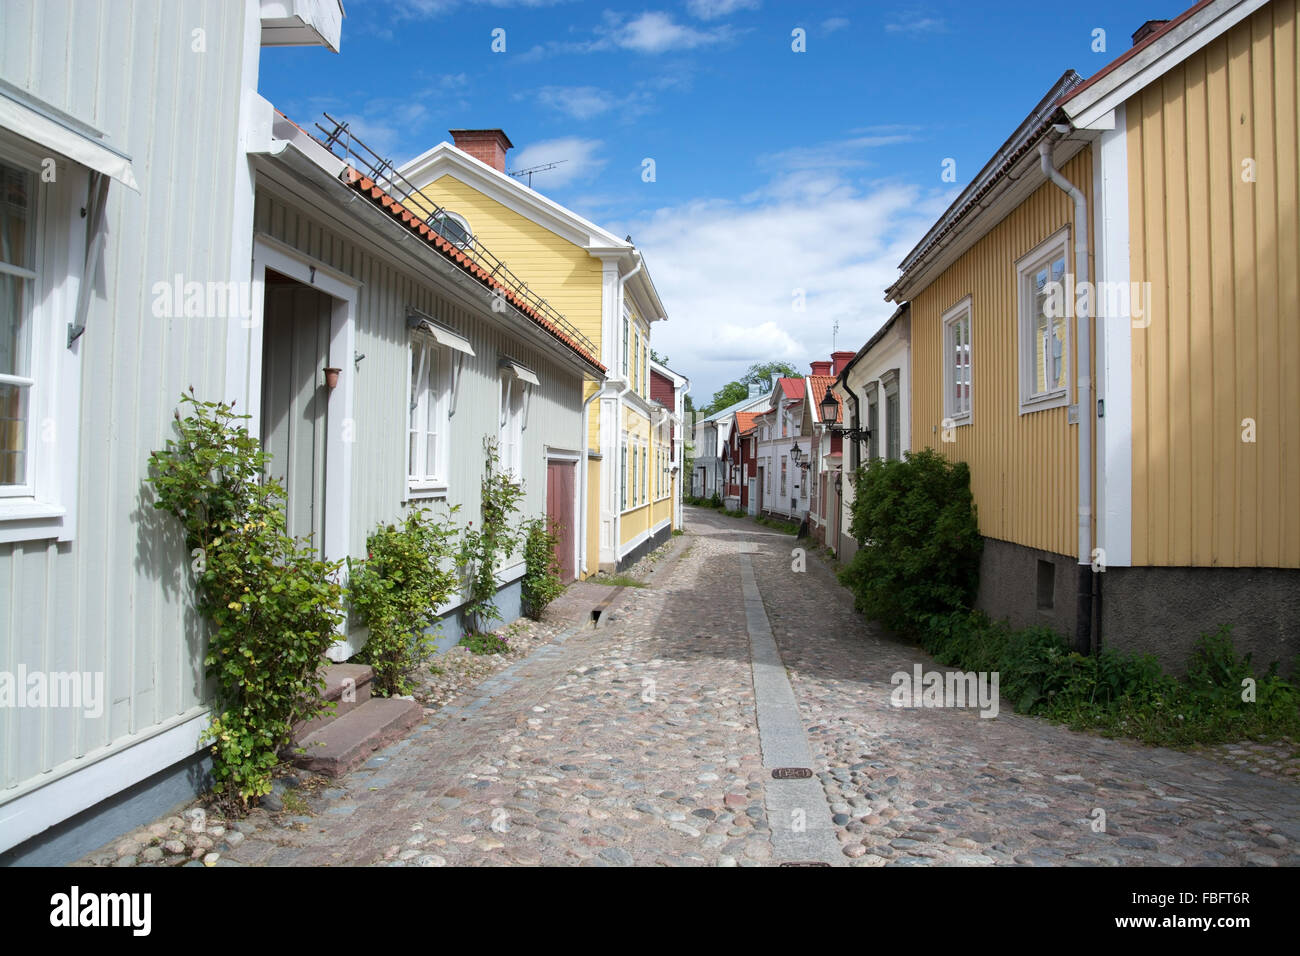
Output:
(508, 160), (567, 187)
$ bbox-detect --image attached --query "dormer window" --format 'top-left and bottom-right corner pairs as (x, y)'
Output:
(430, 210), (472, 249)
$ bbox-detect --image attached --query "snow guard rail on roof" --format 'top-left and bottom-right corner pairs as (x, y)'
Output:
(314, 112), (601, 366)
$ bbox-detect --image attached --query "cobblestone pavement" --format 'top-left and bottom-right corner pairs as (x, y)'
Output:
(78, 507), (1299, 867)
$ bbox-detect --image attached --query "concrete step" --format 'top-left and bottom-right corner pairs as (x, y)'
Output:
(292, 697), (424, 778)
(293, 663), (373, 740)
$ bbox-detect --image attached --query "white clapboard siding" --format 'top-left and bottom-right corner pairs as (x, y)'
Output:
(253, 190), (586, 556)
(0, 1), (246, 798)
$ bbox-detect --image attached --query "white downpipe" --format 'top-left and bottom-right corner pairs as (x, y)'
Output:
(1040, 136), (1094, 654)
(610, 378), (633, 568)
(678, 378), (690, 528)
(579, 378), (625, 576)
(1038, 138), (1091, 571)
(608, 252), (643, 569)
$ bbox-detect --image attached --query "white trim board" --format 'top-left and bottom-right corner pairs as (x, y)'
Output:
(1063, 0), (1268, 130)
(227, 238), (359, 660)
(0, 708), (209, 855)
(1094, 103), (1133, 568)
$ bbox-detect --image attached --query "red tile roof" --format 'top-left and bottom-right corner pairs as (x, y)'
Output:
(778, 377), (805, 400)
(735, 411), (762, 435)
(339, 166), (605, 373)
(807, 375), (841, 423)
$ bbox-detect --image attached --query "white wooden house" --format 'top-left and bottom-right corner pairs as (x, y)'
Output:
(0, 0), (601, 864)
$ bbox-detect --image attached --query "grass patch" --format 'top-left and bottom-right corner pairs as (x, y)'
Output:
(591, 573), (646, 588)
(756, 514), (799, 535)
(918, 613), (1300, 749)
(458, 631), (510, 655)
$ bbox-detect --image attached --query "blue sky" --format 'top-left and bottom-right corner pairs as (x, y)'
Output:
(260, 0), (1174, 403)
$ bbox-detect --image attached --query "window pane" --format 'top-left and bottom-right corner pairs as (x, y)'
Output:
(0, 162), (32, 271)
(0, 272), (30, 378)
(0, 382), (27, 485)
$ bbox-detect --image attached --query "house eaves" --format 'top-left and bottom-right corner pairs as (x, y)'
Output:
(834, 303), (910, 389)
(398, 141), (631, 253)
(252, 123), (606, 378)
(885, 71), (1084, 303)
(1059, 0), (1267, 130)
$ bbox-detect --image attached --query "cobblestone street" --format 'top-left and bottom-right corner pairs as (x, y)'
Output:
(81, 507), (1300, 867)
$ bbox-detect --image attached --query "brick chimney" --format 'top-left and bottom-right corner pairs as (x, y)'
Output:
(449, 129), (513, 173)
(1131, 19), (1169, 46)
(810, 360), (832, 376)
(831, 350), (856, 376)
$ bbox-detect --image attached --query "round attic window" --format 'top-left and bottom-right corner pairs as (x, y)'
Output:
(431, 210), (473, 249)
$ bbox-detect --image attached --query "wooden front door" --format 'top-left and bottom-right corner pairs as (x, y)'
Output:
(545, 459), (577, 582)
(260, 274), (331, 552)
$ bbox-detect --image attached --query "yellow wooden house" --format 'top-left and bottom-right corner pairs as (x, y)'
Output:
(396, 131), (678, 575)
(886, 0), (1298, 670)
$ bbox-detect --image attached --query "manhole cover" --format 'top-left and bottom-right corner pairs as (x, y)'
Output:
(771, 767), (813, 780)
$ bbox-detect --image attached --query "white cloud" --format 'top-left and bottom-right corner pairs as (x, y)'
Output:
(508, 137), (607, 187)
(514, 11), (734, 60)
(686, 0), (761, 20)
(821, 17), (850, 35)
(884, 13), (947, 34)
(389, 0), (576, 17)
(535, 86), (619, 119)
(620, 139), (954, 401)
(605, 11), (735, 53)
(531, 85), (654, 120)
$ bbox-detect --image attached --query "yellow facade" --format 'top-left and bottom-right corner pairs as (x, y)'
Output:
(1126, 0), (1300, 569)
(413, 171), (676, 570)
(910, 150), (1093, 557)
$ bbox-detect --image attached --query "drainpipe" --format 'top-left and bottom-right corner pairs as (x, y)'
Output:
(678, 378), (690, 528)
(1039, 136), (1093, 655)
(579, 377), (628, 576)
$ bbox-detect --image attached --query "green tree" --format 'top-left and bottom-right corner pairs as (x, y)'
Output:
(704, 361), (802, 415)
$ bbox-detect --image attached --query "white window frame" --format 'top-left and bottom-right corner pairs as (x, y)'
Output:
(0, 139), (87, 543)
(406, 332), (451, 496)
(1016, 226), (1072, 414)
(498, 370), (525, 482)
(431, 209), (473, 250)
(941, 295), (973, 426)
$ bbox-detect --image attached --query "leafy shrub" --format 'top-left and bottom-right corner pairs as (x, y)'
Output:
(709, 492), (722, 508)
(521, 516), (566, 620)
(147, 394), (345, 809)
(458, 438), (525, 635)
(348, 507), (459, 696)
(839, 449), (983, 635)
(915, 610), (1299, 747)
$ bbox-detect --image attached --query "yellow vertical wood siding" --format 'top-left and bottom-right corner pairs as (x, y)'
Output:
(1127, 0), (1299, 568)
(412, 174), (603, 342)
(910, 150), (1093, 557)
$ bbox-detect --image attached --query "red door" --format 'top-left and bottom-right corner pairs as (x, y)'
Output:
(546, 459), (577, 582)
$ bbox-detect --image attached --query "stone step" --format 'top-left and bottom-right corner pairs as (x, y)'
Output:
(292, 697), (424, 778)
(292, 663), (373, 740)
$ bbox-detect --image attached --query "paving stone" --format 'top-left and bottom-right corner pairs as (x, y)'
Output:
(67, 511), (1300, 869)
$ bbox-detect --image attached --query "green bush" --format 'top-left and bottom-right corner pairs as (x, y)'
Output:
(838, 449), (982, 635)
(709, 492), (722, 509)
(916, 611), (1300, 747)
(521, 516), (566, 620)
(147, 394), (345, 809)
(348, 506), (459, 697)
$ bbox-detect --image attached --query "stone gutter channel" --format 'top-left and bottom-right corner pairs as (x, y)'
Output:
(739, 549), (845, 865)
